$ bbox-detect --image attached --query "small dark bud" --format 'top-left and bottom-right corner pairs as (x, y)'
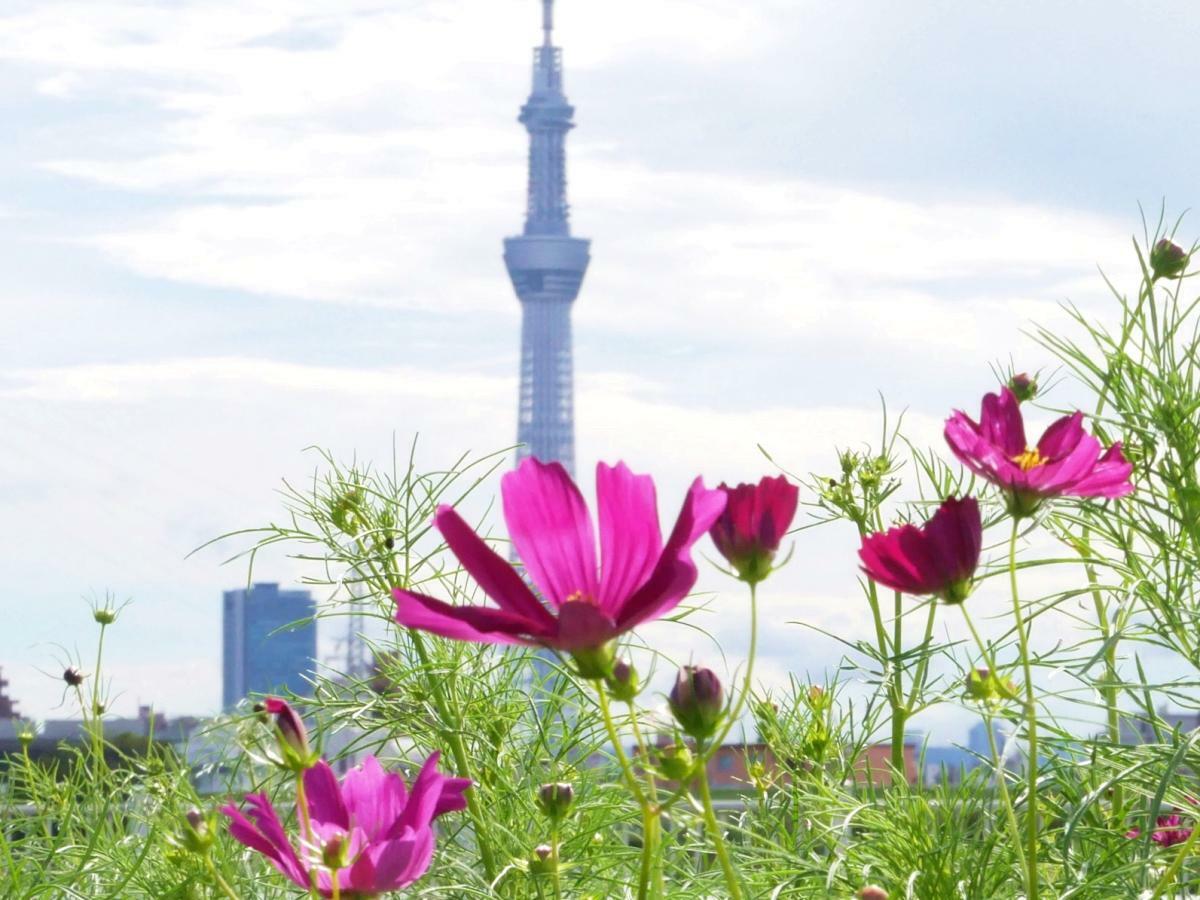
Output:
(1151, 238), (1190, 281)
(1008, 372), (1037, 403)
(179, 808), (215, 855)
(93, 702), (105, 715)
(63, 667), (84, 687)
(668, 666), (724, 740)
(383, 535), (395, 550)
(537, 782), (575, 821)
(528, 843), (557, 875)
(605, 658), (639, 702)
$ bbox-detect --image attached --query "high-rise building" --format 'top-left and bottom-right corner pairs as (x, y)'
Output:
(504, 0), (590, 476)
(222, 582), (316, 710)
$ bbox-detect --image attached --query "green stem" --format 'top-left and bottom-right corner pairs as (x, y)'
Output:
(296, 774), (319, 900)
(707, 580), (761, 759)
(1008, 520), (1039, 900)
(90, 623), (108, 770)
(205, 855), (243, 900)
(596, 682), (653, 899)
(405, 630), (498, 882)
(628, 704), (664, 896)
(890, 589), (907, 780)
(696, 754), (743, 900)
(1149, 814), (1200, 899)
(550, 824), (563, 900)
(959, 604), (1029, 889)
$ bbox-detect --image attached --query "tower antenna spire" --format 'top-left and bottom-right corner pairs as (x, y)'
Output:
(542, 0), (553, 46)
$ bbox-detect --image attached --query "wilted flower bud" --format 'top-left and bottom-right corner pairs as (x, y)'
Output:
(528, 843), (557, 875)
(1008, 372), (1037, 403)
(262, 697), (318, 772)
(858, 886), (889, 900)
(655, 743), (696, 781)
(1151, 238), (1190, 281)
(537, 782), (575, 821)
(179, 808), (215, 855)
(605, 658), (639, 702)
(62, 667), (84, 688)
(669, 666), (724, 740)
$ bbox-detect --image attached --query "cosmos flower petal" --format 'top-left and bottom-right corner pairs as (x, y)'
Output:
(502, 458), (599, 606)
(595, 461), (662, 613)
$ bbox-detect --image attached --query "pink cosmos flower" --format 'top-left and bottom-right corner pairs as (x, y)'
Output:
(1126, 813), (1193, 848)
(393, 459), (725, 676)
(709, 475), (799, 583)
(222, 753), (469, 898)
(944, 387), (1133, 516)
(858, 496), (982, 604)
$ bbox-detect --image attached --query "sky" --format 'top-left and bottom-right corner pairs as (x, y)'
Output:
(2, 0), (1198, 741)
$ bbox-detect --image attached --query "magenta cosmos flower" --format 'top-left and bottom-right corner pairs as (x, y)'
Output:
(393, 458), (726, 677)
(222, 753), (469, 898)
(944, 386), (1133, 516)
(859, 496), (982, 604)
(1126, 813), (1193, 848)
(709, 475), (799, 583)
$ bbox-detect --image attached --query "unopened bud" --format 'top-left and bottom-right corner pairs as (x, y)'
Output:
(63, 667), (84, 688)
(17, 724), (35, 747)
(965, 667), (1015, 704)
(1008, 372), (1037, 403)
(858, 887), (889, 900)
(321, 832), (350, 870)
(179, 808), (215, 855)
(537, 782), (574, 821)
(655, 743), (696, 781)
(528, 843), (557, 875)
(262, 697), (318, 772)
(1151, 238), (1190, 281)
(92, 607), (117, 625)
(605, 658), (639, 702)
(668, 666), (724, 740)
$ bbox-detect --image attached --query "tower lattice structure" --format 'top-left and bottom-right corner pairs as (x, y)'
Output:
(504, 0), (590, 476)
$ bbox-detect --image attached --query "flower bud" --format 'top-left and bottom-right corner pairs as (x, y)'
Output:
(179, 808), (215, 855)
(1151, 238), (1190, 281)
(321, 832), (350, 870)
(1008, 372), (1037, 403)
(92, 607), (117, 625)
(569, 640), (615, 680)
(709, 476), (799, 584)
(537, 782), (574, 821)
(858, 887), (889, 900)
(262, 697), (318, 772)
(655, 743), (695, 781)
(17, 723), (35, 748)
(62, 667), (84, 688)
(668, 666), (724, 740)
(965, 668), (1016, 705)
(528, 843), (557, 875)
(605, 658), (639, 702)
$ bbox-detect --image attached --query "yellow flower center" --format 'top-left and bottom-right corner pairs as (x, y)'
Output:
(1011, 448), (1046, 471)
(564, 589), (597, 606)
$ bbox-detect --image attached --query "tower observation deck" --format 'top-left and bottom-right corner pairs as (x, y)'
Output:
(504, 0), (590, 476)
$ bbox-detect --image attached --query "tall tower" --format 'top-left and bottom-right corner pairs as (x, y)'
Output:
(505, 0), (590, 476)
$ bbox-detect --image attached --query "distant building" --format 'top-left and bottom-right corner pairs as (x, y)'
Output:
(505, 0), (589, 476)
(0, 667), (16, 719)
(851, 743), (920, 788)
(222, 582), (316, 710)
